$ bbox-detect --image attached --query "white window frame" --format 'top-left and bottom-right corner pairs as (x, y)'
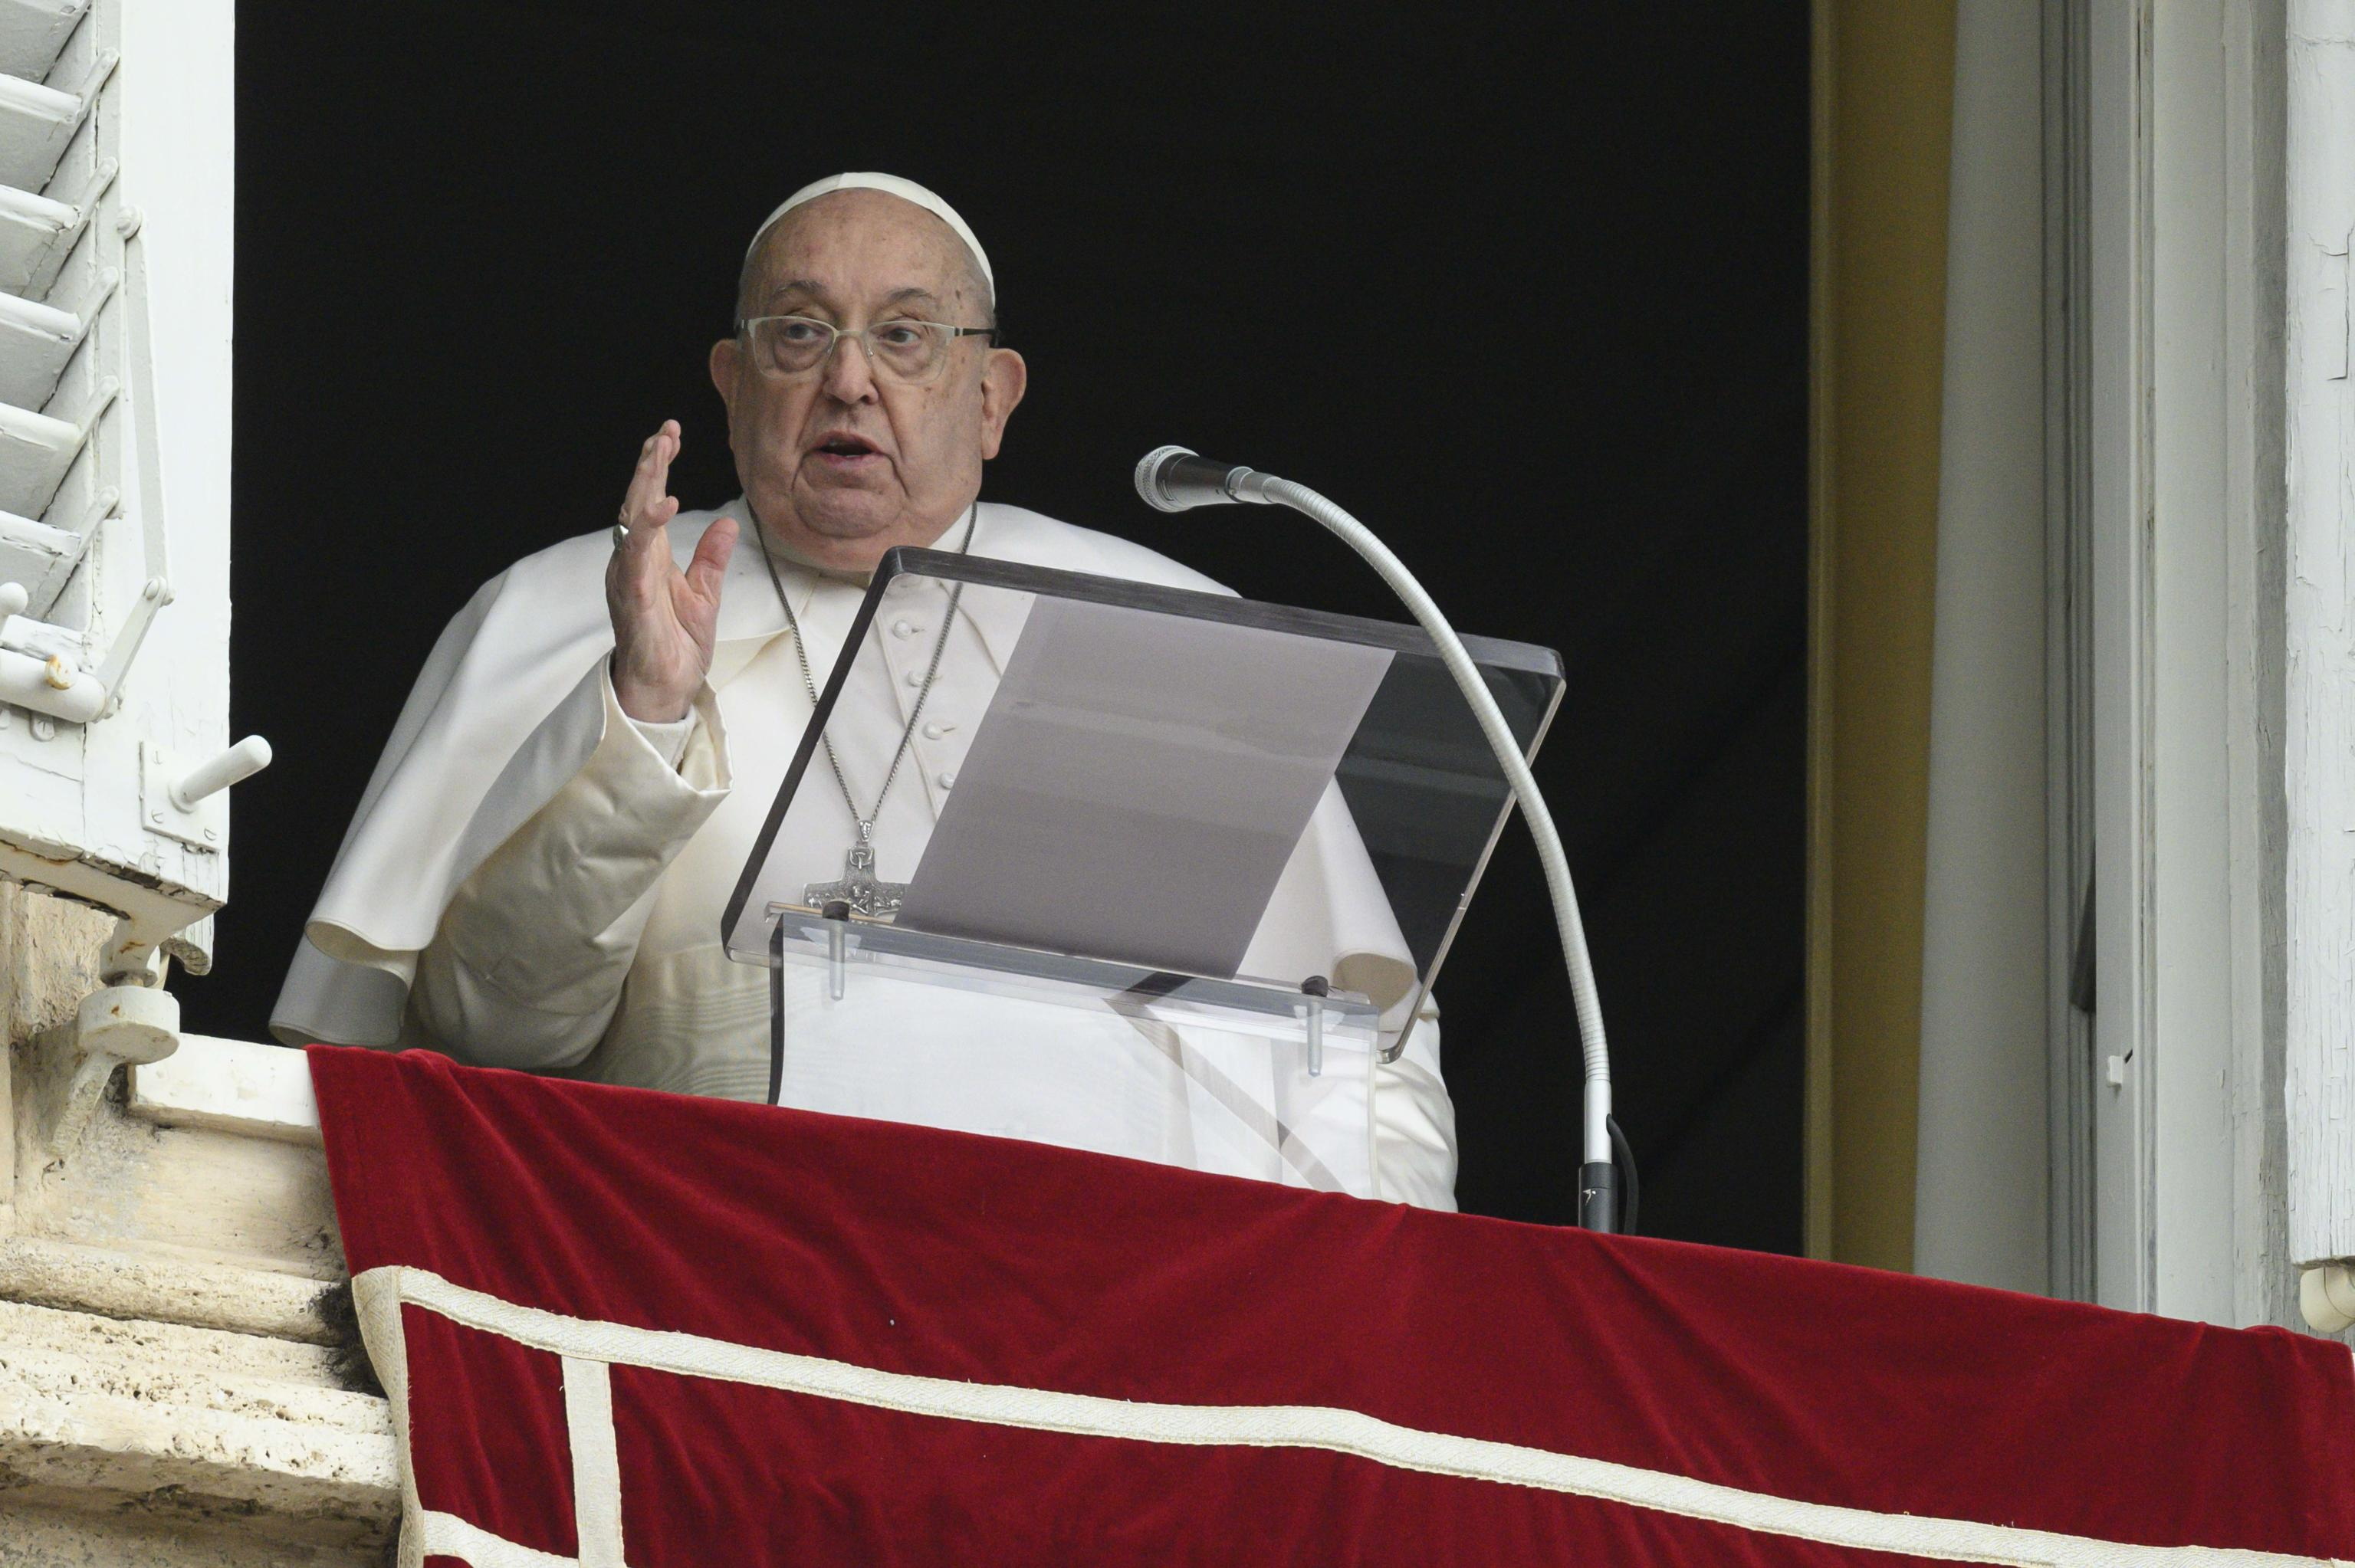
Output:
(2068, 0), (2292, 1326)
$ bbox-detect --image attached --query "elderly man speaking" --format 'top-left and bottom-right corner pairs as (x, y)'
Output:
(274, 173), (1456, 1208)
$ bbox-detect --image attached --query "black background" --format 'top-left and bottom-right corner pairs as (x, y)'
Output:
(187, 3), (1809, 1249)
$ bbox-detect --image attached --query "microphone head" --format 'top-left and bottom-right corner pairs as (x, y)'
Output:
(1135, 444), (1198, 513)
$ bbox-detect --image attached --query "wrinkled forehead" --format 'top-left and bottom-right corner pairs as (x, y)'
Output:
(747, 190), (985, 312)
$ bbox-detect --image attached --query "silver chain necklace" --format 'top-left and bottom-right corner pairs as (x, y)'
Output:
(752, 500), (977, 917)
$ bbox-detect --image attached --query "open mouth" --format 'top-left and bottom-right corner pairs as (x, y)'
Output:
(814, 434), (882, 461)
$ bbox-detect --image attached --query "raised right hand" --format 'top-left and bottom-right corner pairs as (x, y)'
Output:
(606, 420), (738, 723)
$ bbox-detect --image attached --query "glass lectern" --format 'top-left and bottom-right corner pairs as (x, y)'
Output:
(722, 547), (1563, 1199)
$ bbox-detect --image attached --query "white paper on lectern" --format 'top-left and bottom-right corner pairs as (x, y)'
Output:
(895, 596), (1394, 978)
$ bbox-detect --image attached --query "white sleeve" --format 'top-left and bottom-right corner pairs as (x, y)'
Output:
(626, 709), (696, 768)
(407, 664), (730, 1069)
(1372, 1006), (1458, 1210)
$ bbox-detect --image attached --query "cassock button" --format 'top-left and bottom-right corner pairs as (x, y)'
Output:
(937, 769), (957, 790)
(904, 668), (926, 687)
(922, 720), (954, 739)
(892, 619), (923, 638)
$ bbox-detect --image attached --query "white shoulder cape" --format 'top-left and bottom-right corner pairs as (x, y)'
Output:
(271, 500), (1233, 1047)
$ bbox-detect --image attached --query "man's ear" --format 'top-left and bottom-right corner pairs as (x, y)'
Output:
(708, 337), (741, 417)
(977, 347), (1027, 461)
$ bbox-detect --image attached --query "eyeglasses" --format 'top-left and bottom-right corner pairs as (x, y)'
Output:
(735, 313), (998, 385)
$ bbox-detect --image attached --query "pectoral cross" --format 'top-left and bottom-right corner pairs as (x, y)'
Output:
(803, 822), (908, 918)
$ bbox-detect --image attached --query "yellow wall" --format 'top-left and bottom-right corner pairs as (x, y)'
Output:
(1806, 0), (1956, 1271)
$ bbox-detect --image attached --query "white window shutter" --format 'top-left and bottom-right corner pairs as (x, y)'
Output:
(0, 0), (243, 979)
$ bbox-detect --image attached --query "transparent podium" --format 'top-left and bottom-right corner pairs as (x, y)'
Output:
(721, 547), (1564, 1199)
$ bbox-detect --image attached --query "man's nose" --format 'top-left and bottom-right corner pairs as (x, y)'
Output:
(820, 335), (879, 403)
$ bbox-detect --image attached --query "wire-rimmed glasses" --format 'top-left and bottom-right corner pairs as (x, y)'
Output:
(736, 314), (998, 385)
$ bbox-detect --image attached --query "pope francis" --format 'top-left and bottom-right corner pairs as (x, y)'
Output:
(273, 173), (1457, 1208)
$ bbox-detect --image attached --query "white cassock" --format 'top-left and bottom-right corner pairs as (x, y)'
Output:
(273, 501), (1457, 1207)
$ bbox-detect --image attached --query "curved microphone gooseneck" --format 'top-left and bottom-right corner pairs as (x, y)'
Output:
(1135, 446), (1619, 1232)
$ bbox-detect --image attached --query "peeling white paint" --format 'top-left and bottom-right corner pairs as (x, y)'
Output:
(2285, 0), (2355, 1268)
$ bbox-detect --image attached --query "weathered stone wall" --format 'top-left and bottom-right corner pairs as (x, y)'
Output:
(0, 884), (110, 1057)
(0, 887), (395, 1565)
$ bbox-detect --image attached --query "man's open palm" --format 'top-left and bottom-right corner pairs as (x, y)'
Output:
(607, 420), (737, 723)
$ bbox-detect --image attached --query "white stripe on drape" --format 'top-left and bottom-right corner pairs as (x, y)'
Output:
(353, 1265), (2343, 1568)
(563, 1356), (626, 1567)
(351, 1269), (429, 1568)
(417, 1507), (581, 1568)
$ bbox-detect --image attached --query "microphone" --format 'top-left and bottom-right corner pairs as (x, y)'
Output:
(1132, 445), (1622, 1232)
(1133, 445), (1278, 511)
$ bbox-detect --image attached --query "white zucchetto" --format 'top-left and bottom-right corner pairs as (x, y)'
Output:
(746, 172), (994, 300)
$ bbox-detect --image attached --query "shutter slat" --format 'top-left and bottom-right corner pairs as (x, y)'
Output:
(0, 0), (85, 84)
(0, 504), (77, 608)
(0, 153), (109, 294)
(0, 48), (108, 193)
(0, 484), (105, 614)
(0, 374), (108, 517)
(0, 287), (80, 406)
